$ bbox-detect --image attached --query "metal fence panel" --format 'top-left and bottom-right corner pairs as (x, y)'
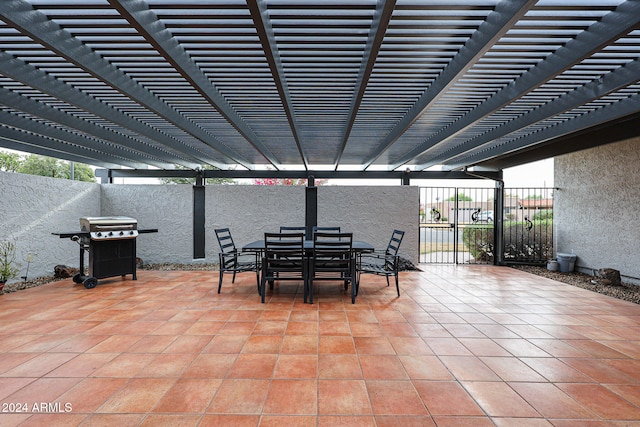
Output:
(419, 186), (553, 265)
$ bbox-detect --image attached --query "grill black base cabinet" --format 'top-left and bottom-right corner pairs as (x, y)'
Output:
(89, 239), (137, 281)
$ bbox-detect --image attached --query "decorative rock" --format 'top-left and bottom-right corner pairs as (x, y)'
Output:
(54, 265), (78, 278)
(598, 268), (622, 286)
(398, 257), (419, 271)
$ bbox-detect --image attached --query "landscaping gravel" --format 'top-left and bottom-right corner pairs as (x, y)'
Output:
(511, 265), (640, 305)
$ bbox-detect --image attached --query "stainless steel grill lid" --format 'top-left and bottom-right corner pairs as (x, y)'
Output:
(80, 216), (138, 231)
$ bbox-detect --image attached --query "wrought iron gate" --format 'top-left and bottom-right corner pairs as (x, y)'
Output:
(419, 187), (554, 265)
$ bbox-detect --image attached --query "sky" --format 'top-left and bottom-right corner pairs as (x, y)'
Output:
(501, 158), (554, 188)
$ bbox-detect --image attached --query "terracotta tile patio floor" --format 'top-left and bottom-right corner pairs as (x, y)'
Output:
(2, 265), (640, 426)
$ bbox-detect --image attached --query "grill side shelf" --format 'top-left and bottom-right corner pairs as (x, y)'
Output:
(52, 229), (158, 238)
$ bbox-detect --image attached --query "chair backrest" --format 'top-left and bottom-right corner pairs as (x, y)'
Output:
(264, 232), (305, 271)
(279, 226), (307, 239)
(312, 232), (353, 272)
(312, 226), (341, 238)
(385, 229), (405, 257)
(313, 232), (351, 251)
(215, 228), (237, 254)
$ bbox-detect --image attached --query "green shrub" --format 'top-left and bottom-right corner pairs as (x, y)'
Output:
(461, 220), (554, 263)
(533, 209), (553, 221)
(462, 225), (494, 262)
(503, 221), (553, 262)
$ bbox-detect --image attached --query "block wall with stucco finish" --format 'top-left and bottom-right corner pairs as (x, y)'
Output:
(206, 185), (306, 261)
(317, 186), (418, 265)
(204, 185), (419, 265)
(555, 137), (640, 283)
(0, 171), (100, 281)
(1, 173), (420, 284)
(100, 184), (194, 264)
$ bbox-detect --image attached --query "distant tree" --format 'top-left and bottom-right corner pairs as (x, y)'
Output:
(254, 178), (306, 186)
(19, 155), (66, 178)
(16, 154), (95, 182)
(446, 194), (473, 202)
(0, 151), (21, 172)
(253, 177), (327, 186)
(71, 163), (96, 182)
(159, 165), (235, 185)
(524, 194), (543, 199)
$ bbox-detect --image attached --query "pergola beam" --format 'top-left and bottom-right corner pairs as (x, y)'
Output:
(0, 52), (201, 169)
(455, 92), (640, 170)
(334, 0), (396, 169)
(247, 0), (308, 170)
(443, 57), (640, 169)
(402, 0), (640, 170)
(362, 0), (536, 169)
(0, 86), (169, 169)
(0, 0), (250, 168)
(0, 109), (144, 169)
(110, 0), (280, 169)
(97, 168), (502, 182)
(0, 126), (122, 169)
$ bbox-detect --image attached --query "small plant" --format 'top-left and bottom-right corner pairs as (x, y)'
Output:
(0, 239), (20, 284)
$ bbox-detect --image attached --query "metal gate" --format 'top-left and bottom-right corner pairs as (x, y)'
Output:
(419, 186), (554, 265)
(419, 187), (496, 264)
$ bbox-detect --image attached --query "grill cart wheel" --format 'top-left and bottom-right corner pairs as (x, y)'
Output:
(73, 273), (84, 284)
(83, 277), (98, 289)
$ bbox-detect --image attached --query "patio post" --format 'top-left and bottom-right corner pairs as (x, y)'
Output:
(193, 170), (205, 259)
(402, 168), (410, 185)
(305, 175), (317, 238)
(494, 180), (505, 265)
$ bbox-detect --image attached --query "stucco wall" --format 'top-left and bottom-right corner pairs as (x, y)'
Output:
(206, 185), (306, 262)
(1, 173), (418, 284)
(0, 171), (100, 281)
(101, 184), (193, 264)
(555, 137), (640, 283)
(318, 186), (418, 264)
(204, 185), (419, 265)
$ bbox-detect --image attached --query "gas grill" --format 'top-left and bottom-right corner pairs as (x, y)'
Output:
(54, 216), (157, 289)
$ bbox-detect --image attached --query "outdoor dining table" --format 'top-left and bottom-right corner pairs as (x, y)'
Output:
(242, 237), (375, 302)
(242, 239), (375, 253)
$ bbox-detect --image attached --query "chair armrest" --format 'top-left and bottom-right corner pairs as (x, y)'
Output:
(359, 251), (397, 261)
(220, 251), (257, 262)
(358, 251), (399, 270)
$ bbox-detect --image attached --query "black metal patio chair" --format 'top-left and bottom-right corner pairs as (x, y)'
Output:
(260, 232), (307, 303)
(279, 226), (307, 239)
(311, 226), (341, 238)
(356, 229), (405, 297)
(308, 232), (356, 304)
(214, 228), (260, 294)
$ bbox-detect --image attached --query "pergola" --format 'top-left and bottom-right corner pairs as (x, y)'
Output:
(1, 0), (639, 182)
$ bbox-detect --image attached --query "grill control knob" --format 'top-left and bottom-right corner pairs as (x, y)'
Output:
(108, 232), (113, 236)
(129, 231), (134, 235)
(119, 231), (124, 236)
(96, 232), (102, 237)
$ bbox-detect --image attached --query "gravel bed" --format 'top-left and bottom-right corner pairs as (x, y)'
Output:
(3, 263), (638, 305)
(1, 275), (67, 294)
(511, 265), (640, 305)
